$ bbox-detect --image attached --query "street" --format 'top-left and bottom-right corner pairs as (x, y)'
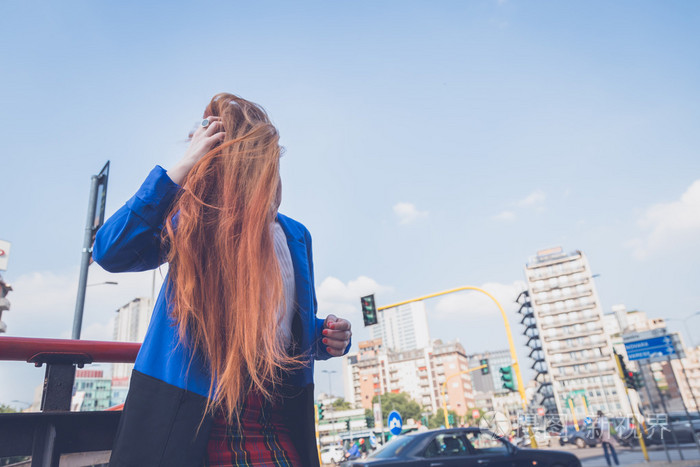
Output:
(563, 443), (700, 467)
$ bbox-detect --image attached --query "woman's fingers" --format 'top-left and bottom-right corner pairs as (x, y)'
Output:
(204, 118), (223, 137)
(322, 329), (351, 340)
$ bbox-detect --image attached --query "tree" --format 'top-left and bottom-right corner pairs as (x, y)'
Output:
(331, 398), (352, 410)
(428, 408), (459, 429)
(371, 392), (421, 426)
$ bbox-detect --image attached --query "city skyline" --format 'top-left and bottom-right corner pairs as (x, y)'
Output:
(2, 1), (700, 407)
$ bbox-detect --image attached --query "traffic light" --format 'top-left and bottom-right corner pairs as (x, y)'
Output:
(448, 413), (455, 425)
(366, 416), (375, 428)
(318, 402), (325, 420)
(480, 358), (490, 375)
(625, 370), (636, 390)
(633, 371), (644, 390)
(500, 366), (516, 392)
(345, 419), (351, 431)
(360, 295), (378, 326)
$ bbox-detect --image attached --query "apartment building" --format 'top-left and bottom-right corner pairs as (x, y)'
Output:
(524, 247), (630, 419)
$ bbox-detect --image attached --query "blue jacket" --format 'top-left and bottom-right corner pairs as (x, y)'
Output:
(93, 166), (347, 466)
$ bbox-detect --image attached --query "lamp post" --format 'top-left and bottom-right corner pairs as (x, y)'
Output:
(667, 311), (700, 348)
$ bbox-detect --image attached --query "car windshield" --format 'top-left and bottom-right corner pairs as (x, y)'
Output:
(367, 436), (415, 459)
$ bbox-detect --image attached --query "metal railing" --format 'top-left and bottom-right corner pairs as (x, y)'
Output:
(0, 336), (140, 467)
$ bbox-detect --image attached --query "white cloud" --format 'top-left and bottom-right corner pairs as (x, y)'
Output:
(492, 210), (516, 222)
(628, 179), (700, 260)
(393, 202), (428, 225)
(433, 281), (527, 318)
(317, 275), (393, 323)
(516, 190), (546, 208)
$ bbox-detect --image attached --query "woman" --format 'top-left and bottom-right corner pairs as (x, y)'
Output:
(93, 93), (352, 467)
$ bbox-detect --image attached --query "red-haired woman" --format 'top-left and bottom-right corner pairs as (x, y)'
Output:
(93, 93), (352, 467)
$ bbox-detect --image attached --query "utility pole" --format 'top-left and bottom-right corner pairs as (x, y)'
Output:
(72, 161), (109, 339)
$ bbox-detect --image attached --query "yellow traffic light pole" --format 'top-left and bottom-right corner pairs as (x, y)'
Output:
(441, 364), (487, 428)
(614, 354), (649, 462)
(378, 286), (538, 448)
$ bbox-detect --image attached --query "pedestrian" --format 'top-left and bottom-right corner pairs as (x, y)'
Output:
(595, 410), (619, 466)
(93, 92), (352, 467)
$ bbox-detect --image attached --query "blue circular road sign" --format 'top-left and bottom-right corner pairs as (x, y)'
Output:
(388, 410), (403, 436)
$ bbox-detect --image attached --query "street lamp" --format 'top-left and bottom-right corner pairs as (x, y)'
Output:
(667, 311), (700, 348)
(86, 281), (118, 287)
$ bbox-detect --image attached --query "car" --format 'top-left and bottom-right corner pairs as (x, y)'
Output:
(321, 444), (346, 465)
(339, 427), (581, 467)
(614, 412), (700, 447)
(558, 426), (597, 448)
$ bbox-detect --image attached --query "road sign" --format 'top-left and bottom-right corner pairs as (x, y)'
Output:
(388, 411), (403, 436)
(537, 407), (545, 416)
(624, 335), (676, 361)
(472, 409), (481, 419)
(584, 417), (592, 426)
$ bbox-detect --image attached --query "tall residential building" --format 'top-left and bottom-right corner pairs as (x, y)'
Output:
(468, 349), (518, 395)
(524, 247), (630, 419)
(112, 297), (153, 383)
(342, 338), (475, 416)
(369, 301), (430, 352)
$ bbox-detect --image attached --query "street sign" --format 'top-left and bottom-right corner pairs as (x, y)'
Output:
(624, 335), (676, 361)
(388, 411), (403, 436)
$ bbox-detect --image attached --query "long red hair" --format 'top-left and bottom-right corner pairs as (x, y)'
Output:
(163, 93), (301, 423)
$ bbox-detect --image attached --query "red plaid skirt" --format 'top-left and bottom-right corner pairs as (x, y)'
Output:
(205, 391), (302, 467)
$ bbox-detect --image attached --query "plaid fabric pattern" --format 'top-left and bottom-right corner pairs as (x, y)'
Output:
(206, 391), (302, 467)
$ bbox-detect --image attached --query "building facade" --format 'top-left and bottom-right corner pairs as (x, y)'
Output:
(112, 297), (153, 382)
(468, 349), (518, 395)
(369, 301), (430, 352)
(524, 247), (630, 420)
(72, 369), (112, 411)
(343, 338), (475, 417)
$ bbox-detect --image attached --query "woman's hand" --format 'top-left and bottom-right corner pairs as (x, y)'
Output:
(167, 116), (225, 185)
(322, 314), (352, 357)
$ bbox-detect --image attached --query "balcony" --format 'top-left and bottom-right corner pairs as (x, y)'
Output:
(549, 352), (612, 368)
(527, 263), (585, 282)
(533, 288), (593, 306)
(547, 340), (608, 354)
(536, 301), (598, 318)
(543, 326), (604, 342)
(531, 276), (590, 294)
(540, 314), (601, 330)
(0, 336), (140, 467)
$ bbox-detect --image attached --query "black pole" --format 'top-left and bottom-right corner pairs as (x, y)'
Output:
(651, 360), (684, 460)
(72, 162), (110, 340)
(642, 361), (671, 463)
(665, 354), (700, 456)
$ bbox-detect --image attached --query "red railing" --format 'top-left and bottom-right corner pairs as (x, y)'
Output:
(0, 336), (140, 365)
(0, 336), (141, 467)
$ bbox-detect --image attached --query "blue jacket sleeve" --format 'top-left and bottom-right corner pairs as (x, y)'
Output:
(92, 166), (181, 272)
(307, 228), (352, 360)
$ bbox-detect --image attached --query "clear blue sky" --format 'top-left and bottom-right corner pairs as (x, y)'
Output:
(1, 1), (699, 404)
